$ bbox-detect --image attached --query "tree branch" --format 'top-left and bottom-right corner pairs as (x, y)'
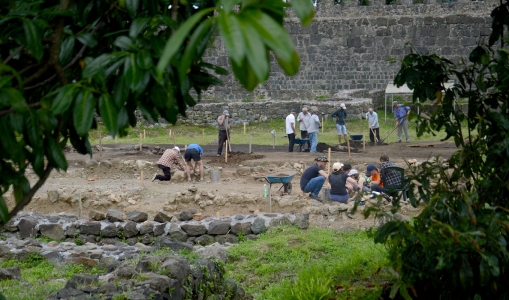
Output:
(0, 103), (41, 117)
(3, 45), (24, 65)
(0, 165), (54, 227)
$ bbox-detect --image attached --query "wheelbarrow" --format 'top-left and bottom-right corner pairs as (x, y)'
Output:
(255, 172), (296, 213)
(350, 134), (363, 142)
(294, 138), (309, 152)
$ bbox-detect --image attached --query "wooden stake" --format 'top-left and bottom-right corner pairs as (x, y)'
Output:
(99, 131), (102, 160)
(139, 133), (142, 151)
(78, 193), (82, 219)
(140, 170), (144, 187)
(249, 135), (252, 153)
(169, 129), (172, 137)
(243, 122), (246, 134)
(172, 131), (176, 146)
(273, 135), (275, 149)
(225, 141), (228, 162)
(202, 129), (204, 144)
(327, 148), (331, 174)
(363, 131), (366, 153)
(346, 137), (351, 157)
(185, 144), (187, 151)
(115, 135), (118, 144)
(143, 129), (146, 139)
(321, 116), (324, 133)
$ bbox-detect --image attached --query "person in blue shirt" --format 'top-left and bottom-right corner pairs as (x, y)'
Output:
(300, 156), (329, 201)
(184, 144), (204, 182)
(331, 103), (348, 146)
(393, 101), (411, 143)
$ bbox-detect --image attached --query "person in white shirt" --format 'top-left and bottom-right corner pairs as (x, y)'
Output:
(285, 108), (297, 152)
(365, 108), (380, 144)
(297, 107), (312, 149)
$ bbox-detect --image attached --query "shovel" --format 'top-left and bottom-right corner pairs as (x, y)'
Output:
(226, 129), (232, 152)
(379, 124), (400, 144)
(370, 127), (379, 145)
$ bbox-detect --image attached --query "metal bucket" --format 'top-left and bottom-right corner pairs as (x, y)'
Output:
(321, 188), (330, 201)
(210, 171), (221, 182)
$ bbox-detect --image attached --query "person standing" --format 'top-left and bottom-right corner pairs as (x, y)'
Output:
(152, 146), (186, 182)
(285, 108), (297, 152)
(185, 144), (204, 182)
(297, 107), (312, 149)
(393, 101), (411, 143)
(300, 156), (329, 201)
(217, 110), (230, 156)
(366, 108), (380, 144)
(307, 110), (321, 153)
(331, 103), (348, 145)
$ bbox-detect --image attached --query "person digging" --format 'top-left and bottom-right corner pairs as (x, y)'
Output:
(152, 146), (185, 182)
(185, 144), (205, 183)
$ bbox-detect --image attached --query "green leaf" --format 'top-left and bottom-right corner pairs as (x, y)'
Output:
(125, 0), (140, 18)
(113, 36), (136, 50)
(45, 136), (68, 171)
(124, 54), (142, 91)
(59, 36), (75, 65)
(82, 54), (111, 78)
(155, 8), (215, 78)
(117, 106), (129, 131)
(105, 57), (126, 77)
(22, 18), (43, 61)
(13, 177), (30, 204)
(129, 17), (150, 38)
(76, 32), (97, 48)
(0, 196), (9, 223)
(276, 50), (300, 76)
(113, 77), (129, 109)
(179, 18), (213, 83)
(99, 94), (118, 136)
(231, 57), (259, 90)
(221, 0), (240, 11)
(0, 88), (28, 112)
(238, 20), (268, 82)
(73, 89), (97, 136)
(136, 50), (154, 70)
(291, 0), (315, 26)
(9, 113), (24, 133)
(459, 259), (473, 290)
(218, 13), (245, 65)
(51, 85), (77, 115)
(25, 110), (42, 148)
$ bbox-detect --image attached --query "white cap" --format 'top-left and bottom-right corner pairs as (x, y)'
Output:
(348, 169), (359, 176)
(332, 162), (343, 171)
(174, 146), (180, 152)
(340, 103), (346, 109)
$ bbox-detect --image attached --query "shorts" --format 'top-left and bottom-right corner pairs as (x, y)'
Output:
(336, 124), (347, 135)
(184, 148), (201, 162)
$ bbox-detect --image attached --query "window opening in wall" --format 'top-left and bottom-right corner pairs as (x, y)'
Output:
(359, 0), (369, 5)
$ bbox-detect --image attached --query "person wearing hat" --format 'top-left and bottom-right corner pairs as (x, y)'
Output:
(393, 101), (411, 143)
(152, 146), (186, 182)
(300, 156), (329, 201)
(217, 110), (231, 156)
(348, 169), (369, 193)
(285, 108), (297, 152)
(331, 103), (348, 146)
(366, 163), (386, 194)
(328, 162), (358, 203)
(184, 144), (205, 182)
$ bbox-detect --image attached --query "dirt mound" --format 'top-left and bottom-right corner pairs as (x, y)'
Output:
(207, 152), (264, 165)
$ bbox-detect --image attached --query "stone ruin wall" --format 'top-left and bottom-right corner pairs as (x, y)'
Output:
(201, 0), (496, 102)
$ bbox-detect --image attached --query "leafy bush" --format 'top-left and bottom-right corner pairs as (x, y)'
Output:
(373, 1), (509, 298)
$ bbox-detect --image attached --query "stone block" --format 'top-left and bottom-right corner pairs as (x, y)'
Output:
(39, 224), (65, 240)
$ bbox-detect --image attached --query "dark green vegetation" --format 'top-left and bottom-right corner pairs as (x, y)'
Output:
(226, 227), (389, 300)
(0, 0), (314, 225)
(370, 1), (509, 298)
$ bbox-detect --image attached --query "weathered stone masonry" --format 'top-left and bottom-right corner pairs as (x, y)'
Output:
(201, 0), (496, 101)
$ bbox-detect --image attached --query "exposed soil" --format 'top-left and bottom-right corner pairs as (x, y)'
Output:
(13, 140), (459, 231)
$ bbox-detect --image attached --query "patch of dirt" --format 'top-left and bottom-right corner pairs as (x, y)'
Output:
(207, 152), (264, 165)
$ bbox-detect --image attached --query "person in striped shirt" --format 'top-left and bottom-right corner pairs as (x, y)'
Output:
(152, 146), (185, 182)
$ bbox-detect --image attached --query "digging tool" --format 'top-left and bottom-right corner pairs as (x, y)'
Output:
(379, 123), (400, 144)
(370, 127), (379, 145)
(226, 128), (232, 152)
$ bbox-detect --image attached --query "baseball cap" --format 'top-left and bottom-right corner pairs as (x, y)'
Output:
(340, 103), (346, 109)
(174, 146), (180, 152)
(315, 156), (329, 162)
(348, 169), (359, 176)
(332, 162), (343, 171)
(366, 164), (377, 176)
(223, 110), (229, 116)
(291, 108), (296, 113)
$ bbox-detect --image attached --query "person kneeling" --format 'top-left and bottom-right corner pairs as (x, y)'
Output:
(300, 156), (329, 201)
(328, 163), (358, 204)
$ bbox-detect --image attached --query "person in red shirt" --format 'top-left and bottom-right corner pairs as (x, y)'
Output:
(152, 146), (186, 182)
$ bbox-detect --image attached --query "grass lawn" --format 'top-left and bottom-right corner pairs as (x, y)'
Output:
(226, 226), (390, 300)
(88, 109), (455, 147)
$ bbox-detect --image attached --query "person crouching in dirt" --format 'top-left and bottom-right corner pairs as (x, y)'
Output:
(185, 144), (205, 183)
(300, 156), (329, 201)
(367, 164), (390, 200)
(347, 169), (370, 193)
(328, 163), (360, 203)
(152, 146), (185, 182)
(307, 111), (321, 153)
